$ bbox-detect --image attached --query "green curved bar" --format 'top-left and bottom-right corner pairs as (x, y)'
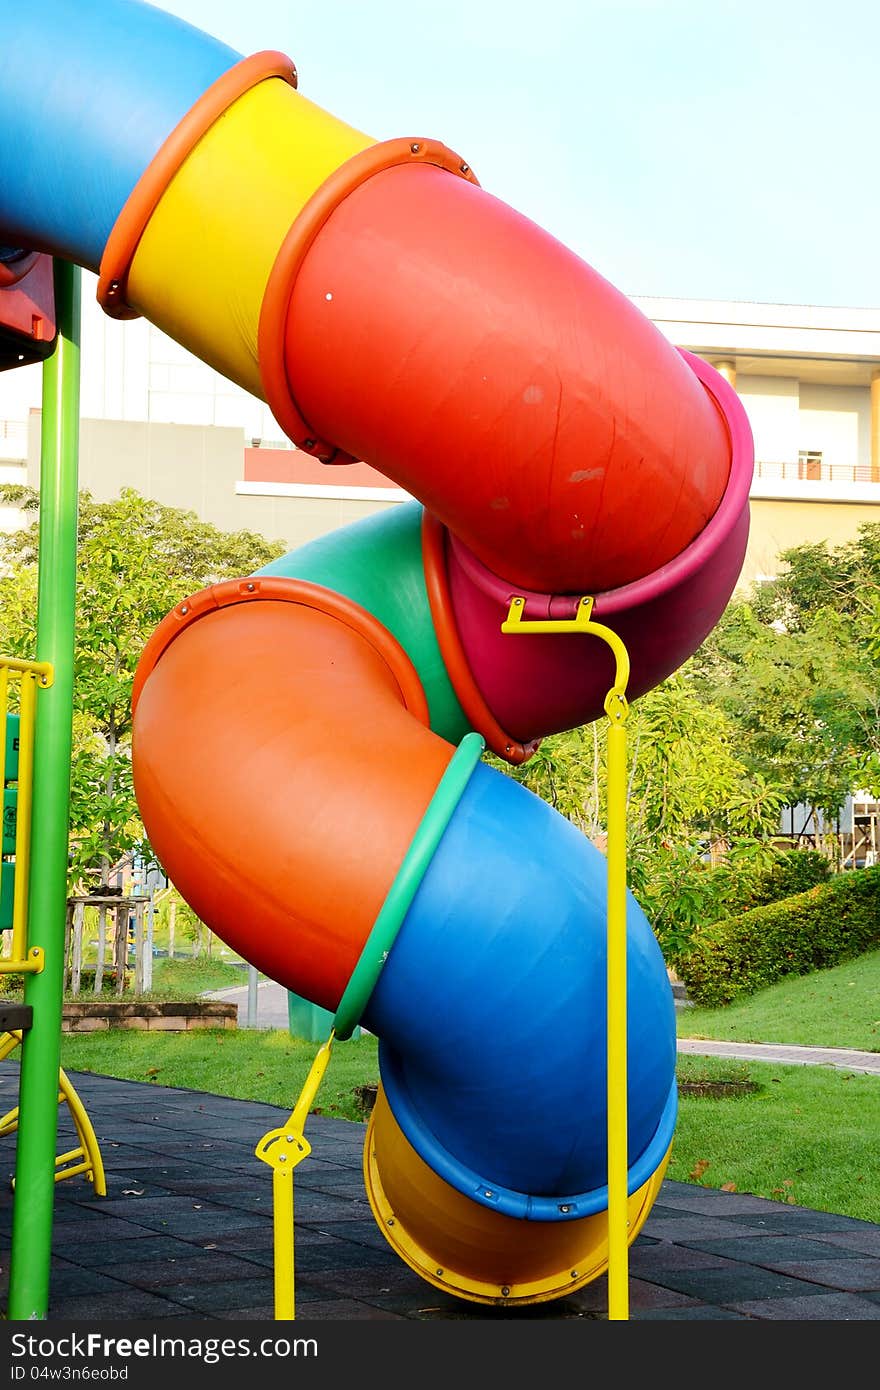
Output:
(333, 731), (484, 1041)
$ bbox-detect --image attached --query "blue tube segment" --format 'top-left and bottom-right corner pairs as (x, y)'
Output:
(0, 0), (241, 269)
(364, 760), (677, 1221)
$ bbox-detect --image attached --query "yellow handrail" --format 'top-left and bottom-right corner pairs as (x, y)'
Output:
(256, 1031), (335, 1319)
(0, 655), (53, 975)
(502, 595), (632, 1321)
(0, 1030), (106, 1195)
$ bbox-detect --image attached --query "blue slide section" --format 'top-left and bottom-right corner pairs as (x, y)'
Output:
(363, 761), (678, 1220)
(0, 0), (240, 268)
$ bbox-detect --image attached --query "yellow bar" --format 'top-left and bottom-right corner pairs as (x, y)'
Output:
(273, 1169), (296, 1319)
(54, 1146), (83, 1164)
(0, 658), (52, 972)
(605, 713), (629, 1320)
(128, 79), (374, 397)
(11, 672), (37, 962)
(61, 1067), (107, 1196)
(500, 602), (633, 1318)
(290, 1033), (335, 1133)
(256, 1032), (335, 1320)
(0, 667), (8, 794)
(0, 657), (52, 680)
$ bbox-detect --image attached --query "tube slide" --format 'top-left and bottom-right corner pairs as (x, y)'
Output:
(2, 0), (754, 1305)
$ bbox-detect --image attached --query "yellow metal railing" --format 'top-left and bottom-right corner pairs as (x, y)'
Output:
(0, 655), (53, 975)
(256, 1032), (335, 1319)
(0, 1030), (106, 1194)
(503, 594), (632, 1321)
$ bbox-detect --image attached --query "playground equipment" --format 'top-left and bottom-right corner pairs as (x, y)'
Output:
(1, 0), (754, 1319)
(0, 1029), (106, 1197)
(0, 250), (56, 371)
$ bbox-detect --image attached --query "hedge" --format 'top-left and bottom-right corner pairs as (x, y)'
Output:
(675, 865), (880, 1007)
(746, 847), (831, 908)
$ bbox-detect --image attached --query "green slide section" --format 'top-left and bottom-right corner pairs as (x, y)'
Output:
(257, 502), (469, 744)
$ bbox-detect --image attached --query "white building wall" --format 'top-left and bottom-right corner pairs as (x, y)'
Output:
(735, 376), (800, 467)
(797, 383), (869, 475)
(2, 272), (282, 443)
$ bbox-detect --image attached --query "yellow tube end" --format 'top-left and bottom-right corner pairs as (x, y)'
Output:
(363, 1086), (670, 1307)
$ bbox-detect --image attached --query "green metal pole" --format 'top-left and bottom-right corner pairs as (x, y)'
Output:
(8, 260), (80, 1320)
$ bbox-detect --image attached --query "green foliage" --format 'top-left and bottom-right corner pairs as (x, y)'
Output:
(153, 892), (204, 945)
(489, 670), (789, 959)
(692, 522), (880, 814)
(0, 485), (286, 887)
(676, 866), (880, 1007)
(487, 722), (605, 836)
(679, 947), (880, 1051)
(745, 847), (831, 908)
(629, 835), (779, 961)
(141, 957), (249, 999)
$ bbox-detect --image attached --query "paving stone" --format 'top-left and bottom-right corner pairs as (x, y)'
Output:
(765, 1258), (880, 1291)
(56, 1234), (210, 1267)
(119, 1251), (276, 1290)
(729, 1290), (880, 1320)
(2, 1062), (876, 1323)
(639, 1265), (829, 1303)
(633, 1305), (752, 1320)
(149, 1275), (277, 1313)
(678, 1235), (863, 1264)
(48, 1288), (193, 1320)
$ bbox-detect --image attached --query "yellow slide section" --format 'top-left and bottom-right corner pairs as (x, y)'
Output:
(363, 1086), (670, 1307)
(127, 75), (374, 396)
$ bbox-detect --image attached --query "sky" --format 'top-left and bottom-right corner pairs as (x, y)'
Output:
(149, 0), (880, 310)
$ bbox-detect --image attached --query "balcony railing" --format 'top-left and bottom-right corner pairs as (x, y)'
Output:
(754, 459), (879, 485)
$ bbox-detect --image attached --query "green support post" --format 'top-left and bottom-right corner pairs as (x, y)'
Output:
(7, 261), (81, 1320)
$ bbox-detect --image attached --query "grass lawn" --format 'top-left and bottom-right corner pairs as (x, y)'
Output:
(677, 947), (880, 1051)
(671, 1054), (880, 1222)
(59, 956), (257, 1003)
(60, 1027), (380, 1123)
(136, 957), (255, 999)
(54, 947), (880, 1223)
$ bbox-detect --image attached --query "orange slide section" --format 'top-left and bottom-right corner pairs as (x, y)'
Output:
(132, 577), (453, 1010)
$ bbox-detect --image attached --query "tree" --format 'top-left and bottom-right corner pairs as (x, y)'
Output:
(490, 672), (786, 959)
(691, 524), (880, 831)
(0, 485), (286, 888)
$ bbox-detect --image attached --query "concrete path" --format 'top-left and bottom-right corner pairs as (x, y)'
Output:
(676, 1038), (880, 1075)
(205, 976), (290, 1030)
(208, 980), (880, 1077)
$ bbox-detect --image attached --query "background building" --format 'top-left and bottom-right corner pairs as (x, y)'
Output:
(2, 272), (879, 587)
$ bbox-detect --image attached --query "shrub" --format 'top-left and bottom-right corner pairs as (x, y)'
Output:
(746, 848), (831, 908)
(675, 865), (880, 1007)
